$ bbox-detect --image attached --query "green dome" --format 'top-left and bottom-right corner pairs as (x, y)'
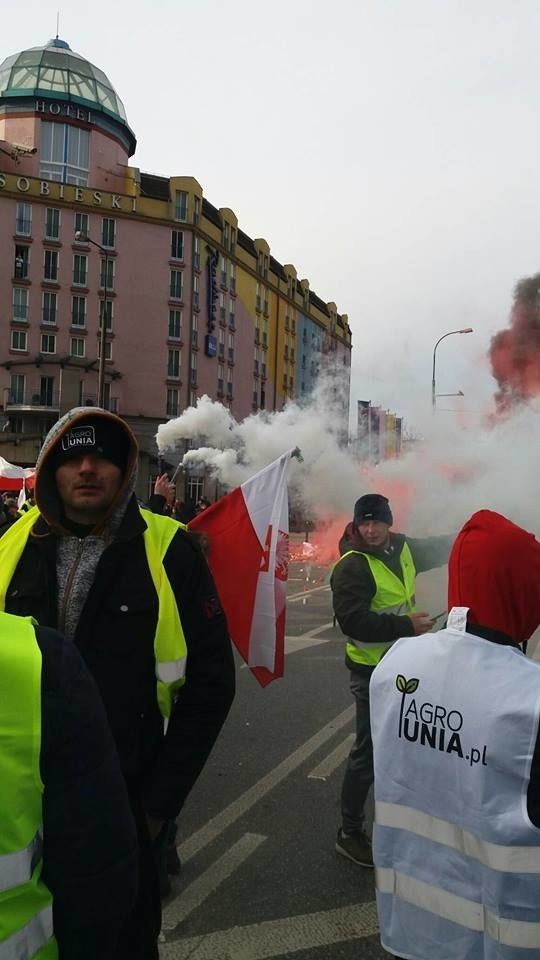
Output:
(0, 38), (129, 125)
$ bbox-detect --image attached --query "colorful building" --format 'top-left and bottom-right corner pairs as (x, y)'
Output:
(0, 38), (352, 495)
(356, 400), (403, 462)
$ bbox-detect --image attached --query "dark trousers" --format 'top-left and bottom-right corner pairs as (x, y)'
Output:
(341, 669), (373, 836)
(115, 795), (162, 960)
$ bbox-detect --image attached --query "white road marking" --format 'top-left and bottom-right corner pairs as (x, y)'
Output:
(288, 583), (330, 602)
(159, 900), (379, 959)
(285, 621), (336, 654)
(308, 733), (355, 780)
(177, 704), (355, 864)
(162, 833), (266, 931)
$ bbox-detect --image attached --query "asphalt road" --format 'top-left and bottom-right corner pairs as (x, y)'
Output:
(159, 558), (540, 959)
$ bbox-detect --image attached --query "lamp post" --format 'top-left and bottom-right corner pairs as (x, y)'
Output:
(431, 328), (473, 410)
(74, 231), (110, 408)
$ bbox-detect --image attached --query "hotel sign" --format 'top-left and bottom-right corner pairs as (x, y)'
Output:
(35, 99), (93, 124)
(0, 172), (137, 213)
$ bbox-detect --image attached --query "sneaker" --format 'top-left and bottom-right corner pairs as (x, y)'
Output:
(335, 828), (374, 867)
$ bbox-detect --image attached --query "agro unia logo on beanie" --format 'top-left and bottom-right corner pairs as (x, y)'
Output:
(395, 674), (488, 767)
(61, 425), (96, 451)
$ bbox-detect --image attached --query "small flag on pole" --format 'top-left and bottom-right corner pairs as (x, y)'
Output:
(190, 452), (292, 686)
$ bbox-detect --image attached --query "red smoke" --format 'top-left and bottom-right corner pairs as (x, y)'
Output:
(490, 273), (540, 410)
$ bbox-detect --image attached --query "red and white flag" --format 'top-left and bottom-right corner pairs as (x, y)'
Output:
(0, 456), (35, 492)
(190, 452), (292, 687)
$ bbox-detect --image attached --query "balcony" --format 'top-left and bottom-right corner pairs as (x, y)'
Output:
(5, 388), (60, 412)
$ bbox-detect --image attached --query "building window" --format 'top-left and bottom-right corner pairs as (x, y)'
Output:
(101, 218), (116, 249)
(97, 339), (112, 360)
(175, 190), (188, 222)
(40, 376), (55, 406)
(14, 246), (29, 279)
(10, 374), (25, 404)
(190, 354), (197, 386)
(71, 296), (86, 327)
(167, 349), (180, 379)
(44, 250), (58, 282)
(193, 236), (200, 270)
(230, 263), (236, 294)
(100, 258), (114, 291)
(11, 329), (27, 351)
(70, 337), (85, 358)
(171, 230), (184, 260)
(41, 333), (56, 354)
(74, 212), (88, 237)
(222, 222), (230, 250)
(72, 254), (87, 286)
(256, 282), (261, 311)
(42, 291), (57, 325)
(12, 288), (28, 322)
(166, 388), (179, 417)
(193, 196), (200, 225)
(253, 379), (258, 405)
(99, 300), (113, 331)
(218, 328), (225, 359)
(219, 292), (226, 322)
(191, 314), (198, 348)
(228, 332), (234, 362)
(187, 476), (203, 501)
(170, 270), (183, 300)
(45, 207), (60, 240)
(168, 310), (182, 340)
(40, 122), (90, 185)
(263, 287), (269, 316)
(192, 275), (199, 308)
(217, 362), (224, 395)
(15, 202), (32, 237)
(229, 301), (235, 329)
(220, 256), (227, 288)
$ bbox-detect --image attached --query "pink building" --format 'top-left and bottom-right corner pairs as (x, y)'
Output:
(0, 38), (352, 497)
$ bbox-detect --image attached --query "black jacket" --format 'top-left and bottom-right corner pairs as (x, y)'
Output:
(36, 623), (138, 958)
(331, 522), (453, 674)
(5, 497), (236, 821)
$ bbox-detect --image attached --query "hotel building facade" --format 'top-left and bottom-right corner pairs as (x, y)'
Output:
(0, 38), (352, 496)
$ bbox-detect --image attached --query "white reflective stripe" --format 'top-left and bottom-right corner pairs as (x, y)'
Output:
(376, 867), (540, 948)
(156, 657), (187, 683)
(0, 903), (53, 959)
(376, 800), (540, 873)
(0, 831), (42, 893)
(350, 638), (395, 651)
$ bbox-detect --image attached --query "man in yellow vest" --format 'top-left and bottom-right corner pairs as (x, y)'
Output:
(0, 407), (235, 960)
(331, 493), (452, 867)
(0, 609), (138, 959)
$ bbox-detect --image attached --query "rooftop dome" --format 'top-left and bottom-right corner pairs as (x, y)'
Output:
(0, 38), (129, 125)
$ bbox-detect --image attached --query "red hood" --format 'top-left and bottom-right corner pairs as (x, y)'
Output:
(448, 510), (540, 642)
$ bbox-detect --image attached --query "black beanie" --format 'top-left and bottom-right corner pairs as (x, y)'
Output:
(50, 417), (130, 473)
(354, 494), (393, 527)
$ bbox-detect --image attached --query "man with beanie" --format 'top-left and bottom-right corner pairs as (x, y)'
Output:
(0, 407), (235, 960)
(332, 493), (452, 866)
(370, 510), (540, 960)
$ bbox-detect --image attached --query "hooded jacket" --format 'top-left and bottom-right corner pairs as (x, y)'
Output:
(0, 407), (235, 821)
(331, 521), (453, 673)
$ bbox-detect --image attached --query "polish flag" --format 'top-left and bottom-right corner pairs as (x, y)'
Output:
(190, 452), (291, 686)
(0, 456), (35, 491)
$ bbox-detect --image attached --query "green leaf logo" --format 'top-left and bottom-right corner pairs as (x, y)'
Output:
(396, 674), (407, 692)
(405, 678), (419, 693)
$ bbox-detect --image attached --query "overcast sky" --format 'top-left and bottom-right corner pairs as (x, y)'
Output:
(5, 0), (540, 431)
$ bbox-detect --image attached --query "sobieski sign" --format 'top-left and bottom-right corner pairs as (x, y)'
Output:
(0, 172), (137, 213)
(395, 675), (488, 767)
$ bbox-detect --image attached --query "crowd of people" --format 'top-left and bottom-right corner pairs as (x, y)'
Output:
(2, 406), (540, 960)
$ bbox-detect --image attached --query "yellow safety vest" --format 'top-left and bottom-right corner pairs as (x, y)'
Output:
(0, 611), (58, 958)
(0, 505), (187, 718)
(334, 542), (417, 667)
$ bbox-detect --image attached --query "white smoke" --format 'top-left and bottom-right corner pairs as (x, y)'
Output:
(156, 377), (540, 540)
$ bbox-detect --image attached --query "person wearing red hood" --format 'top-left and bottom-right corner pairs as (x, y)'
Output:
(370, 510), (540, 960)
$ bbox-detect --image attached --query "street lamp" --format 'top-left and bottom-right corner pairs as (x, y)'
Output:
(432, 328), (473, 410)
(74, 230), (110, 408)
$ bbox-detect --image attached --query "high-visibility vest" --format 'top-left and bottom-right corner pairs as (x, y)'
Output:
(333, 542), (416, 667)
(370, 611), (540, 959)
(0, 505), (187, 719)
(0, 611), (58, 959)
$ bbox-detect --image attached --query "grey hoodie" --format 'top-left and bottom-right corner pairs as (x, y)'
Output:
(35, 407), (139, 640)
